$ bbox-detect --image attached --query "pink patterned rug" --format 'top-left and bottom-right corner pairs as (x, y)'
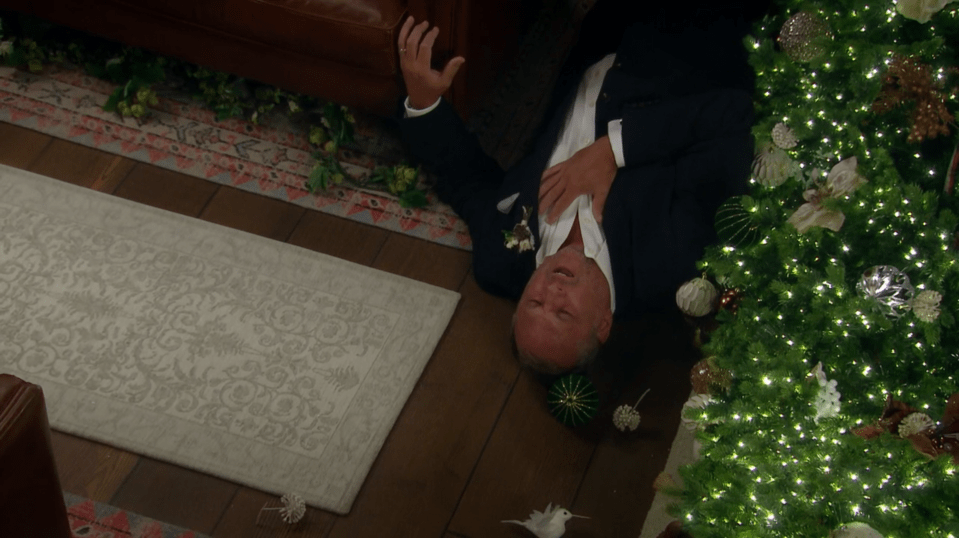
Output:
(0, 64), (473, 249)
(0, 2), (577, 252)
(65, 492), (206, 538)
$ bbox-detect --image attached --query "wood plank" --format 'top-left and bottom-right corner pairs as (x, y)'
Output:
(447, 369), (596, 538)
(0, 123), (52, 168)
(109, 458), (238, 535)
(28, 139), (135, 192)
(287, 211), (389, 266)
(199, 186), (306, 241)
(326, 274), (520, 538)
(371, 233), (472, 291)
(211, 487), (336, 538)
(50, 432), (139, 503)
(112, 163), (219, 217)
(566, 314), (698, 538)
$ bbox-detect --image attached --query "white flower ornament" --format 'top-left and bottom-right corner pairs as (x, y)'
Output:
(788, 156), (867, 233)
(897, 0), (956, 23)
(811, 362), (841, 422)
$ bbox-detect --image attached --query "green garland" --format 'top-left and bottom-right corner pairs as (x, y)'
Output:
(676, 1), (959, 536)
(0, 12), (428, 207)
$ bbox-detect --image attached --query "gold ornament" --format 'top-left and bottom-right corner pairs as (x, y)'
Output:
(778, 11), (833, 62)
(690, 357), (732, 395)
(653, 472), (678, 491)
(872, 55), (956, 144)
(718, 288), (743, 315)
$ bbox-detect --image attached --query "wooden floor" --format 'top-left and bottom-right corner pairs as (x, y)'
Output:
(0, 121), (700, 538)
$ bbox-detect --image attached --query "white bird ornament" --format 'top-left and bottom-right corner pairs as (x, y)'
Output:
(502, 503), (589, 538)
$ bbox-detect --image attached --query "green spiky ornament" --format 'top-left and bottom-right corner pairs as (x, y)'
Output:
(547, 374), (599, 427)
(714, 196), (760, 248)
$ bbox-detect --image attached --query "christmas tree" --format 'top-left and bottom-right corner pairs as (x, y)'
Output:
(676, 1), (959, 536)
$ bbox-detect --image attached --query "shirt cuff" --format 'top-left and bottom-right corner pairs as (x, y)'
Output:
(607, 119), (626, 168)
(404, 96), (442, 118)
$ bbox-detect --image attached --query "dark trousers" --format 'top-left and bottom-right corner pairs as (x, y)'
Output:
(539, 0), (767, 136)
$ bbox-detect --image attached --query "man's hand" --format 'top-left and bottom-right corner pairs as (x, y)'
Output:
(398, 16), (465, 110)
(538, 135), (618, 224)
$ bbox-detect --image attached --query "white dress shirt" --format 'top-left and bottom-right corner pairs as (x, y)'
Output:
(535, 53), (620, 313)
(405, 54), (624, 312)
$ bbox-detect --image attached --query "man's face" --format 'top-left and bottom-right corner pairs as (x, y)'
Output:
(513, 245), (613, 370)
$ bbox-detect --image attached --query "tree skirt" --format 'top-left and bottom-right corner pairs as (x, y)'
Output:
(0, 164), (459, 514)
(65, 492), (207, 538)
(638, 394), (697, 538)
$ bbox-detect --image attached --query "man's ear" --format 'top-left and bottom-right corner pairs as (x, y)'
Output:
(596, 309), (613, 344)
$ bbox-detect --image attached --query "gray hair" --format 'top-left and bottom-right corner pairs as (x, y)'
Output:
(510, 312), (600, 375)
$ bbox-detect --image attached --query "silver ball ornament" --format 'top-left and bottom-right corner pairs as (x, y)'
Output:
(857, 266), (915, 318)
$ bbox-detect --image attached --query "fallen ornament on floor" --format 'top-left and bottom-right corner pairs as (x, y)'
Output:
(546, 374), (599, 427)
(502, 503), (589, 538)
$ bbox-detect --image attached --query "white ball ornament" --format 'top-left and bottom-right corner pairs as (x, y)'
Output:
(831, 522), (884, 538)
(752, 141), (796, 187)
(676, 277), (718, 317)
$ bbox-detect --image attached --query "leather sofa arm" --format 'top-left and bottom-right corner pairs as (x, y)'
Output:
(404, 0), (531, 119)
(0, 374), (71, 538)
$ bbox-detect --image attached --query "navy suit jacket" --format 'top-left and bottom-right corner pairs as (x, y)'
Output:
(399, 19), (754, 319)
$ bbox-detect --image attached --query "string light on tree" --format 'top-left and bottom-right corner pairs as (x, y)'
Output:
(671, 0), (959, 535)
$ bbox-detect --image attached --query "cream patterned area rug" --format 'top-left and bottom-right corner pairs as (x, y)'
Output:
(0, 164), (459, 514)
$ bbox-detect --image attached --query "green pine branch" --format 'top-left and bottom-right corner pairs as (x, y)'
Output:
(676, 1), (959, 536)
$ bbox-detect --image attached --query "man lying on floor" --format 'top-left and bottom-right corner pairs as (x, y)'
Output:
(397, 5), (756, 375)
